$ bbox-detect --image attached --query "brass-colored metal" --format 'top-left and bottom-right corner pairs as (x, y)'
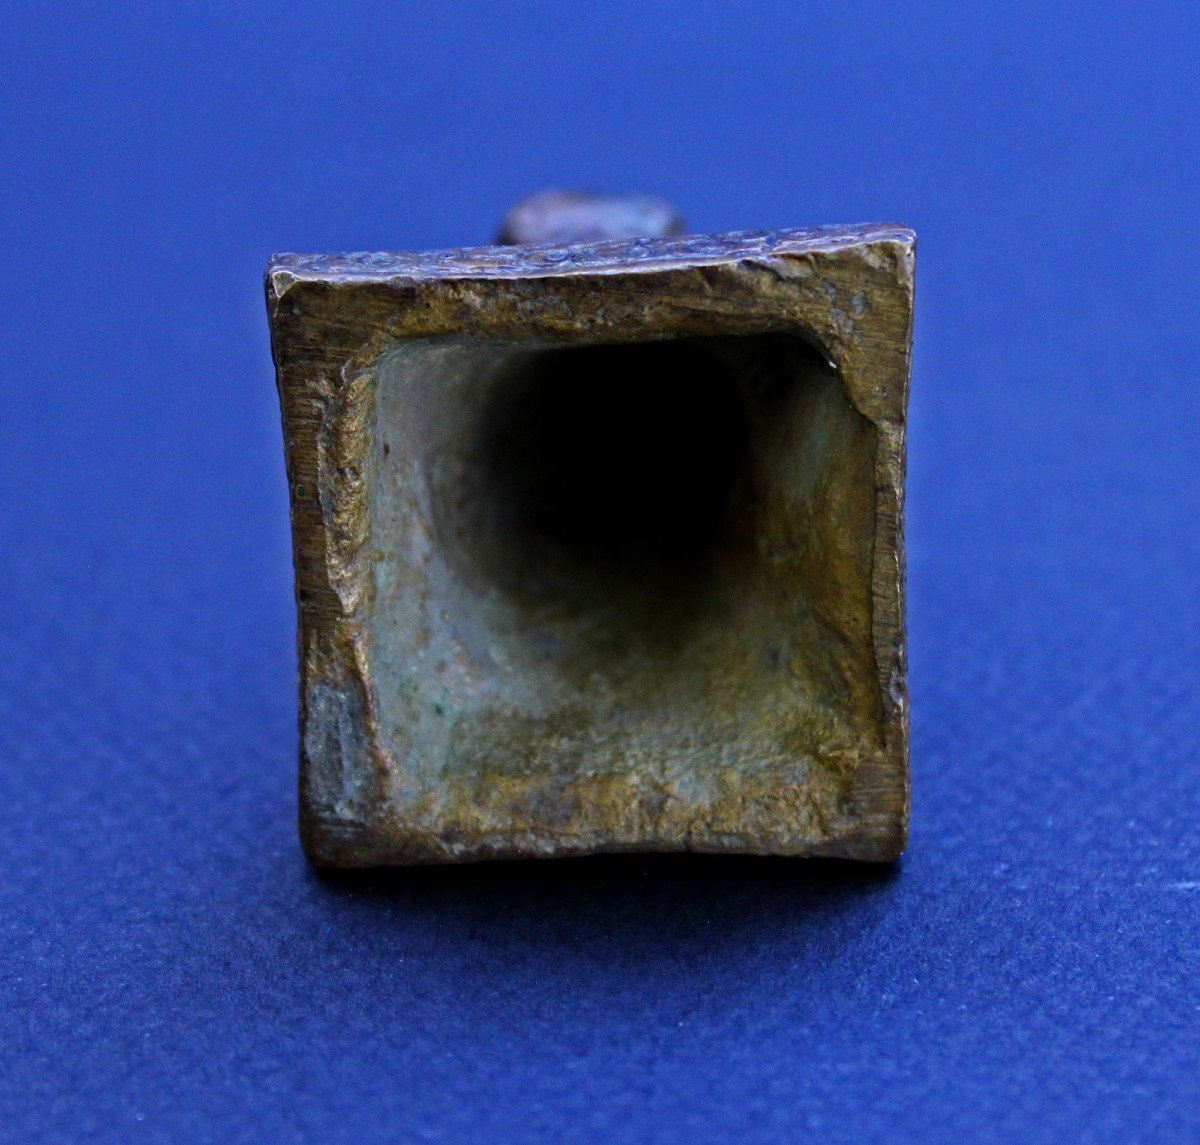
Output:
(266, 196), (914, 866)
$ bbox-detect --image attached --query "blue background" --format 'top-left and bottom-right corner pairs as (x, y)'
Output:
(2, 3), (1197, 1140)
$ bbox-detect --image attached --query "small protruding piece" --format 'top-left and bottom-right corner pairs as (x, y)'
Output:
(497, 190), (686, 245)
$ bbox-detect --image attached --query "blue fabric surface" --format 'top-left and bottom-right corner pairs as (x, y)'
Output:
(2, 4), (1198, 1141)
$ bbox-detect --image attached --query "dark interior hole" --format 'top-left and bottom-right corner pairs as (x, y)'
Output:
(470, 340), (749, 609)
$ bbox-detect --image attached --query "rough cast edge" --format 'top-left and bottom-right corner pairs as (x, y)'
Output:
(267, 224), (914, 290)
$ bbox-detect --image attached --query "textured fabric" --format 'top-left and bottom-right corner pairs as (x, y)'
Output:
(2, 4), (1197, 1141)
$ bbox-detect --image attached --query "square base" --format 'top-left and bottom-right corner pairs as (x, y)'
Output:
(267, 226), (913, 864)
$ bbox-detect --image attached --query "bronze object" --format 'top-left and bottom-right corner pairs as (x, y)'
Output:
(266, 193), (915, 865)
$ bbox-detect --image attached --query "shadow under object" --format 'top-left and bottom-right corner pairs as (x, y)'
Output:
(266, 192), (915, 866)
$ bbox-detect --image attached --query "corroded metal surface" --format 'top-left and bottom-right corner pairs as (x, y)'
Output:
(267, 222), (914, 866)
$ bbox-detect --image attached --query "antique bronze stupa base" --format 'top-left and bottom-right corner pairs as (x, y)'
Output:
(266, 194), (914, 865)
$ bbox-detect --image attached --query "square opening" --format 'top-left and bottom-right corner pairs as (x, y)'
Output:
(365, 331), (881, 847)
